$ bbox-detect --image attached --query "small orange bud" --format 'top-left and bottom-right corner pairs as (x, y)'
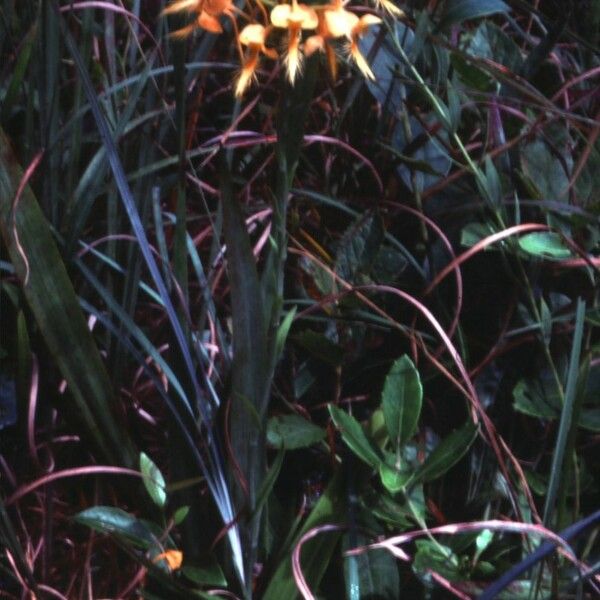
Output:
(153, 550), (183, 571)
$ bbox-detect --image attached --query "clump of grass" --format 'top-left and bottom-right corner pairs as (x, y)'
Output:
(0, 0), (599, 598)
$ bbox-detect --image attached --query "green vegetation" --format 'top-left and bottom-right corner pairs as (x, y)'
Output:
(0, 0), (599, 598)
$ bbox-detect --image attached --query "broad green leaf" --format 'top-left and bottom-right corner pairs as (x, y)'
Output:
(521, 140), (571, 202)
(579, 409), (600, 432)
(451, 54), (493, 91)
(267, 414), (326, 450)
(392, 117), (451, 193)
(512, 377), (560, 419)
(475, 529), (494, 557)
(343, 514), (400, 600)
(481, 155), (502, 207)
(379, 461), (413, 494)
(460, 222), (497, 247)
(294, 330), (344, 367)
(463, 21), (523, 73)
(74, 506), (158, 550)
(439, 0), (510, 29)
(359, 22), (414, 114)
(173, 506), (190, 525)
(412, 540), (461, 581)
(414, 423), (478, 483)
(263, 472), (344, 600)
(329, 405), (382, 468)
(0, 127), (137, 468)
(140, 452), (167, 509)
(365, 492), (413, 528)
(381, 355), (422, 452)
(274, 307), (297, 363)
(518, 232), (572, 259)
(252, 448), (285, 522)
(182, 559), (227, 587)
(335, 212), (385, 285)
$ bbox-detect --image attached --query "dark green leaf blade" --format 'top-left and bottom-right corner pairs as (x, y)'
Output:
(414, 422), (478, 483)
(267, 415), (326, 450)
(140, 452), (167, 509)
(381, 355), (423, 452)
(440, 0), (510, 29)
(74, 506), (157, 550)
(0, 127), (137, 468)
(329, 405), (382, 468)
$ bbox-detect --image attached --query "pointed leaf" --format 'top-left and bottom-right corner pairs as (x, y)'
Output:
(140, 452), (167, 509)
(267, 414), (326, 450)
(74, 506), (158, 550)
(381, 355), (423, 452)
(518, 232), (572, 259)
(329, 405), (382, 468)
(439, 0), (510, 29)
(414, 423), (478, 483)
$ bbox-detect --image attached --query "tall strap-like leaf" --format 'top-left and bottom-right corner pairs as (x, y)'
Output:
(0, 127), (136, 468)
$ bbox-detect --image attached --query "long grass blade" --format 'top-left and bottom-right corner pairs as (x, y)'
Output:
(52, 3), (243, 581)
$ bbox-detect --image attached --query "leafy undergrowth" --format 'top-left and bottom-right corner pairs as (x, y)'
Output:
(0, 0), (599, 598)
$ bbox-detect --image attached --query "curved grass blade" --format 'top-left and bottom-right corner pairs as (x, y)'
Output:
(480, 508), (600, 600)
(52, 4), (243, 581)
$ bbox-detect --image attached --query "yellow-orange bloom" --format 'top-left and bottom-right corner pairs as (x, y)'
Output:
(153, 550), (183, 571)
(235, 24), (278, 97)
(162, 0), (233, 36)
(373, 0), (405, 17)
(348, 14), (381, 80)
(270, 0), (318, 84)
(306, 2), (381, 81)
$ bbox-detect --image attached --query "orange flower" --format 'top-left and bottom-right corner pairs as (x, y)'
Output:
(153, 550), (183, 571)
(304, 0), (353, 80)
(305, 1), (381, 81)
(162, 0), (233, 36)
(235, 24), (278, 97)
(347, 14), (381, 80)
(372, 0), (404, 17)
(270, 0), (318, 84)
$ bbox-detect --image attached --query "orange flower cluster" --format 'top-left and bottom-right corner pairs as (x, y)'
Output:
(162, 0), (405, 96)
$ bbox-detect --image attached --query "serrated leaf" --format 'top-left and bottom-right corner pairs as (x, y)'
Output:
(267, 414), (326, 450)
(414, 422), (478, 483)
(329, 405), (382, 468)
(140, 452), (167, 509)
(518, 232), (572, 259)
(335, 212), (385, 285)
(381, 355), (422, 452)
(439, 0), (510, 29)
